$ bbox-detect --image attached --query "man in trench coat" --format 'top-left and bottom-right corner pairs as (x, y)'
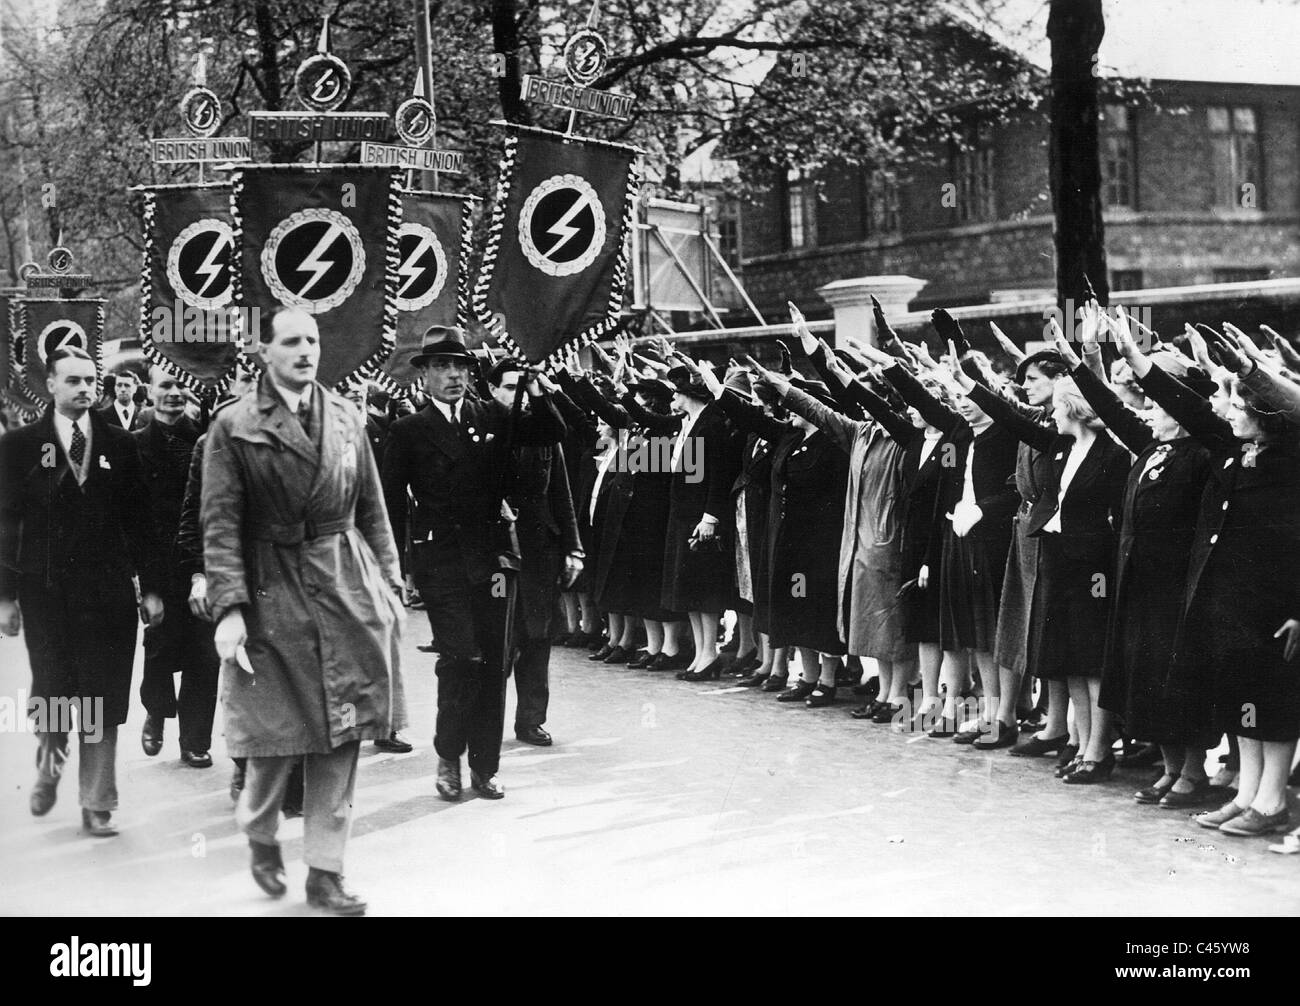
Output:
(202, 307), (405, 916)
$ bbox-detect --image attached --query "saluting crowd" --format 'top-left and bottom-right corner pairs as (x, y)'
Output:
(542, 298), (1300, 850)
(5, 292), (1300, 918)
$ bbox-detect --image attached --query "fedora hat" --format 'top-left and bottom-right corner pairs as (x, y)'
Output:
(410, 325), (476, 368)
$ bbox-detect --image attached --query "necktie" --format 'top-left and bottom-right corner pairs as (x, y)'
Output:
(69, 421), (86, 468)
(448, 404), (460, 436)
(297, 399), (312, 440)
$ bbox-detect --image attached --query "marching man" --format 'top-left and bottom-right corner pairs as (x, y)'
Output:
(202, 306), (405, 916)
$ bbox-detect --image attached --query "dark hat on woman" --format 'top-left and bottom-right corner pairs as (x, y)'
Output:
(1016, 349), (1069, 384)
(410, 325), (476, 367)
(1176, 365), (1219, 400)
(666, 365), (712, 401)
(631, 376), (674, 402)
(791, 377), (838, 409)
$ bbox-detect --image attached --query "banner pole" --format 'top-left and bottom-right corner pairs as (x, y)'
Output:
(413, 0), (439, 190)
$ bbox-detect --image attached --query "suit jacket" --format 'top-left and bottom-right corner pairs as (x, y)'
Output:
(381, 395), (566, 587)
(512, 443), (581, 636)
(99, 402), (150, 432)
(134, 415), (201, 586)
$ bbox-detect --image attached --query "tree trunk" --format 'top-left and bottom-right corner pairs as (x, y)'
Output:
(1047, 0), (1107, 312)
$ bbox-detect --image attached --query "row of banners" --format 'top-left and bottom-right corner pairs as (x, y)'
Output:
(2, 125), (638, 406)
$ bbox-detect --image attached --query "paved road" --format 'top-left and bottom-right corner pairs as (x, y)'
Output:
(1, 609), (1296, 915)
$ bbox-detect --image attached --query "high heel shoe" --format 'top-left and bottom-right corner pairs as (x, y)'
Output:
(682, 657), (727, 682)
(760, 674), (789, 693)
(627, 649), (657, 669)
(738, 669), (770, 687)
(1063, 752), (1116, 784)
(1055, 755), (1084, 779)
(588, 644), (614, 661)
(1135, 773), (1180, 804)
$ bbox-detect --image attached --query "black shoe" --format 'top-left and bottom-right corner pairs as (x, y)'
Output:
(1009, 733), (1071, 758)
(761, 674), (789, 693)
(682, 656), (728, 681)
(1135, 773), (1180, 805)
(647, 651), (691, 672)
(628, 649), (656, 669)
(306, 868), (367, 916)
(180, 749), (213, 768)
(973, 721), (1020, 750)
(470, 770), (505, 799)
(30, 781), (57, 817)
(1055, 743), (1080, 771)
(1063, 753), (1116, 785)
(436, 757), (462, 801)
(249, 839), (287, 898)
(806, 684), (837, 708)
(515, 725), (552, 746)
(588, 644), (615, 661)
(603, 645), (631, 665)
(141, 713), (164, 757)
(871, 701), (904, 724)
(777, 680), (817, 703)
(81, 808), (118, 838)
(738, 670), (770, 688)
(373, 732), (413, 753)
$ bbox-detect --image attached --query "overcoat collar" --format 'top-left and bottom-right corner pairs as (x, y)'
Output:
(253, 376), (320, 464)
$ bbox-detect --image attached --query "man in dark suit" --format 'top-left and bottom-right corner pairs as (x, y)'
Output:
(98, 369), (148, 431)
(486, 360), (583, 747)
(135, 366), (218, 766)
(381, 327), (565, 800)
(0, 348), (163, 837)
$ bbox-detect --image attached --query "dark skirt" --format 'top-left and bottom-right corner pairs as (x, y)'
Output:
(596, 472), (679, 621)
(903, 578), (940, 644)
(938, 526), (1003, 653)
(1098, 546), (1217, 747)
(661, 515), (732, 614)
(1030, 533), (1114, 681)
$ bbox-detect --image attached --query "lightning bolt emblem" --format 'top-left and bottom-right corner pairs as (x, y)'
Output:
(543, 191), (593, 258)
(194, 233), (228, 298)
(311, 71), (337, 103)
(296, 223), (341, 298)
(398, 235), (434, 298)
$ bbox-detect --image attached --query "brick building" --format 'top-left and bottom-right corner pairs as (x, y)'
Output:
(732, 1), (1300, 324)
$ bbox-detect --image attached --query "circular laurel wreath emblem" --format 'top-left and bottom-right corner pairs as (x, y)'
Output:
(179, 85), (222, 138)
(260, 207), (365, 314)
(167, 219), (234, 311)
(518, 174), (606, 278)
(563, 29), (608, 86)
(17, 261), (40, 282)
(394, 96), (436, 147)
(394, 222), (447, 311)
(47, 246), (74, 274)
(37, 319), (87, 364)
(295, 52), (352, 113)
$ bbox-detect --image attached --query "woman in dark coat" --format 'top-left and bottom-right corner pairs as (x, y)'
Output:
(1057, 336), (1218, 806)
(549, 376), (602, 646)
(959, 359), (1131, 777)
(693, 358), (848, 702)
(859, 343), (1021, 740)
(558, 367), (686, 668)
(1116, 323), (1300, 837)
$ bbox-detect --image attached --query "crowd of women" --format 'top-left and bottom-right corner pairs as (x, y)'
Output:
(544, 298), (1300, 853)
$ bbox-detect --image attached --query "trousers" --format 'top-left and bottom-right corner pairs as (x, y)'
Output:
(35, 727), (119, 812)
(236, 741), (360, 873)
(140, 603), (219, 751)
(512, 636), (551, 728)
(418, 574), (510, 776)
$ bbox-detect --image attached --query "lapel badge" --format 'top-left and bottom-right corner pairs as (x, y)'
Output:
(485, 432), (495, 442)
(1147, 467), (1162, 481)
(1223, 458), (1234, 468)
(1055, 452), (1064, 461)
(99, 456), (112, 470)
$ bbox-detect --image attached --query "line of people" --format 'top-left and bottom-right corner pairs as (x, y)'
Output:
(545, 300), (1300, 850)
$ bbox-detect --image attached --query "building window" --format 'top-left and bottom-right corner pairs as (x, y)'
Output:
(715, 214), (740, 269)
(1208, 105), (1261, 210)
(1101, 105), (1137, 209)
(785, 173), (817, 250)
(1111, 269), (1143, 292)
(1213, 267), (1270, 284)
(952, 124), (995, 222)
(866, 170), (900, 235)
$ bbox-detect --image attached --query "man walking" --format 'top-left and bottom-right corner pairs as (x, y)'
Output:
(136, 366), (218, 766)
(0, 348), (163, 837)
(202, 307), (405, 915)
(382, 327), (564, 801)
(99, 369), (148, 431)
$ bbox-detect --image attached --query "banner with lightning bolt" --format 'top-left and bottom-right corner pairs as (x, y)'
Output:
(232, 165), (400, 387)
(382, 189), (478, 388)
(472, 125), (639, 368)
(137, 183), (242, 391)
(10, 297), (105, 403)
(0, 287), (37, 413)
